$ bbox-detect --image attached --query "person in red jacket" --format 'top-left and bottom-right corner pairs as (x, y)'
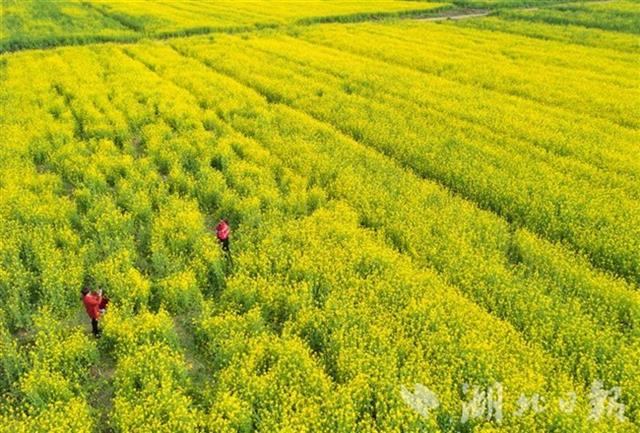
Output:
(216, 218), (231, 252)
(81, 287), (103, 338)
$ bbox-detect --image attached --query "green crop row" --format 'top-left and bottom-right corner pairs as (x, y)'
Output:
(0, 0), (449, 52)
(456, 16), (640, 52)
(497, 1), (640, 34)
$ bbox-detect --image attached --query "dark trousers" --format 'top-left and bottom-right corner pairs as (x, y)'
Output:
(91, 319), (100, 337)
(221, 238), (230, 252)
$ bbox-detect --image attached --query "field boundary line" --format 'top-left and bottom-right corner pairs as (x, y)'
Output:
(0, 5), (454, 54)
(413, 9), (491, 21)
(0, 0), (613, 54)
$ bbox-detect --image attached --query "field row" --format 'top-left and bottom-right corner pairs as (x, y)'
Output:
(497, 1), (640, 34)
(0, 0), (448, 52)
(167, 22), (640, 285)
(7, 0), (636, 54)
(458, 1), (640, 52)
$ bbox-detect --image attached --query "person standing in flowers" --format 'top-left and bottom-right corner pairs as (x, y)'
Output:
(81, 287), (107, 338)
(216, 218), (231, 253)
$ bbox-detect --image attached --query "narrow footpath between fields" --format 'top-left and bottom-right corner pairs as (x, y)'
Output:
(414, 9), (491, 21)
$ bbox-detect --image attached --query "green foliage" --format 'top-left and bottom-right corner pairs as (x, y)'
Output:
(91, 249), (151, 314)
(0, 310), (98, 433)
(112, 343), (200, 433)
(18, 369), (75, 410)
(0, 397), (95, 433)
(498, 1), (640, 34)
(102, 308), (178, 357)
(0, 313), (25, 393)
(29, 309), (99, 383)
(0, 0), (448, 53)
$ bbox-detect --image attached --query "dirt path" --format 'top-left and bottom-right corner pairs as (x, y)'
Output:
(414, 0), (618, 22)
(415, 10), (491, 22)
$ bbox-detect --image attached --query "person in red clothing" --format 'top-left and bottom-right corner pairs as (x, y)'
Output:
(216, 218), (231, 252)
(81, 287), (103, 338)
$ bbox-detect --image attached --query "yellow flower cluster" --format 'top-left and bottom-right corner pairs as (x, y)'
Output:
(0, 310), (98, 432)
(112, 343), (200, 432)
(1, 3), (639, 431)
(102, 307), (178, 357)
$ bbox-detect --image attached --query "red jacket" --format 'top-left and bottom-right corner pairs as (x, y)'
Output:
(216, 220), (230, 240)
(83, 293), (102, 320)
